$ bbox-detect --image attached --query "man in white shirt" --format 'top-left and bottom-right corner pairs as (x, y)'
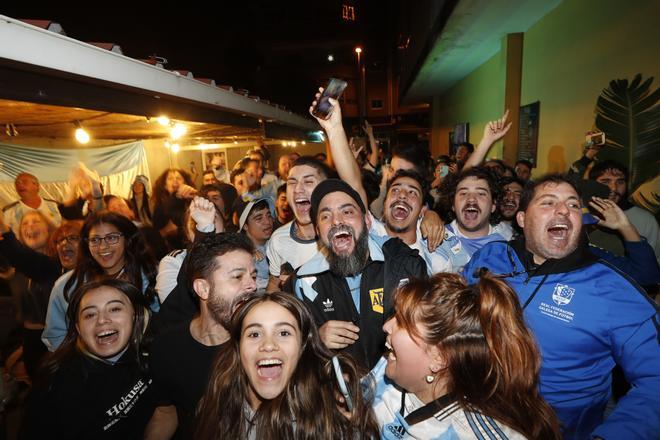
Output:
(3, 173), (61, 234)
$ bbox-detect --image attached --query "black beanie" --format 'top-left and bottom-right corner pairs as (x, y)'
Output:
(310, 179), (366, 226)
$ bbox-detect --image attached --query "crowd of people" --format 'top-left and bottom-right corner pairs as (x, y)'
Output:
(0, 91), (658, 439)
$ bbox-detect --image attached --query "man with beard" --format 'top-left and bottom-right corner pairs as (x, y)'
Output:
(371, 168), (451, 274)
(588, 160), (659, 263)
(149, 233), (257, 438)
(464, 174), (660, 440)
(435, 167), (513, 273)
(499, 176), (525, 226)
(289, 179), (427, 369)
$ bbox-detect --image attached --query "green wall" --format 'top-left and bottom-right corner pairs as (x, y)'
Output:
(431, 48), (505, 157)
(432, 0), (660, 175)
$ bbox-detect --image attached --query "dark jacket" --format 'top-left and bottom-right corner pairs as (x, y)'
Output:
(290, 235), (427, 369)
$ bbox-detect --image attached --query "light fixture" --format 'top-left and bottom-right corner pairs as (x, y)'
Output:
(164, 140), (171, 149)
(234, 140), (239, 144)
(282, 141), (288, 147)
(170, 123), (187, 140)
(171, 143), (180, 153)
(157, 115), (170, 126)
(327, 54), (334, 62)
(301, 140), (306, 145)
(74, 121), (90, 144)
(354, 47), (362, 54)
(291, 141), (297, 147)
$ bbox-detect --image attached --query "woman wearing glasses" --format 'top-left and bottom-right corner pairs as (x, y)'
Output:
(0, 214), (82, 379)
(43, 211), (158, 351)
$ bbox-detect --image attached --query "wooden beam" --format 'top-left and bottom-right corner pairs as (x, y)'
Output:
(503, 33), (523, 165)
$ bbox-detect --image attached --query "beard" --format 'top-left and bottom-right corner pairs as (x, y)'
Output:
(206, 282), (248, 328)
(324, 224), (370, 277)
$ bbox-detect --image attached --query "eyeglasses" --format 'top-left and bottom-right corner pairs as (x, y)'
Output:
(55, 235), (81, 246)
(86, 232), (123, 247)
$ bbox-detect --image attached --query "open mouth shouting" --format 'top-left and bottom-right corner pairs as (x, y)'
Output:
(294, 197), (311, 217)
(546, 220), (571, 243)
(327, 225), (355, 255)
(461, 203), (481, 223)
(389, 201), (412, 222)
(257, 358), (284, 380)
(96, 328), (120, 346)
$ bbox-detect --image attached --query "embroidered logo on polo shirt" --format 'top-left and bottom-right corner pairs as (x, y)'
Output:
(370, 288), (383, 314)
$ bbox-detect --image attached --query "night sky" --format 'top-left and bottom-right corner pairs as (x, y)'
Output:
(2, 1), (391, 113)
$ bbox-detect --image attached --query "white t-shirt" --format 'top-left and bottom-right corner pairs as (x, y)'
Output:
(3, 198), (62, 235)
(266, 221), (319, 277)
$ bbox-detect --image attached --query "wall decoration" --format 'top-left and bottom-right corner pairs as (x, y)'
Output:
(518, 101), (540, 165)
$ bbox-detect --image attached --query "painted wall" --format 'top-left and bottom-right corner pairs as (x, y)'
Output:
(430, 49), (505, 158)
(521, 0), (660, 176)
(430, 0), (660, 175)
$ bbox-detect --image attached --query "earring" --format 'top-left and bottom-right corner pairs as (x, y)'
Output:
(425, 375), (434, 384)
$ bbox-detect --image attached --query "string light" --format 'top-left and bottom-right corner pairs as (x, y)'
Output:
(74, 121), (90, 144)
(170, 123), (187, 140)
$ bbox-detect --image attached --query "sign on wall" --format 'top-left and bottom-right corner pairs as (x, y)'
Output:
(518, 101), (540, 165)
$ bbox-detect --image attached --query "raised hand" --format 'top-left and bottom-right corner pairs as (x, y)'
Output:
(482, 109), (512, 144)
(589, 196), (640, 241)
(309, 88), (344, 133)
(189, 196), (217, 231)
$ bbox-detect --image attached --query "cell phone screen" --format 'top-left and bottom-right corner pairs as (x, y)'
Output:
(312, 78), (348, 119)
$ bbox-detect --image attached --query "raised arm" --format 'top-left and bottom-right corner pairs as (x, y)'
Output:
(310, 90), (368, 209)
(463, 110), (512, 171)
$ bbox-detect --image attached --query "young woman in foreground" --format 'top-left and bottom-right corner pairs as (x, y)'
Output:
(372, 273), (561, 439)
(195, 291), (379, 439)
(22, 279), (157, 439)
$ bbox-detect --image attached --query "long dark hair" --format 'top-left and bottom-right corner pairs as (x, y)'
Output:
(195, 291), (379, 439)
(393, 273), (561, 439)
(64, 211), (156, 305)
(152, 168), (195, 206)
(39, 279), (151, 381)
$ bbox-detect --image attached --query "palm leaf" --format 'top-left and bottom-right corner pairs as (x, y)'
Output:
(595, 73), (660, 189)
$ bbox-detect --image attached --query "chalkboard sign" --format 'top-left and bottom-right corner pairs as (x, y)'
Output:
(518, 101), (540, 165)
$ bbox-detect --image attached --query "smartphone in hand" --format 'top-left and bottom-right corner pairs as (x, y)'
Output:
(332, 356), (354, 412)
(312, 78), (348, 119)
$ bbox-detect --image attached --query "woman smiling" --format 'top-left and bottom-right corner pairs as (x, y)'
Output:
(195, 291), (379, 439)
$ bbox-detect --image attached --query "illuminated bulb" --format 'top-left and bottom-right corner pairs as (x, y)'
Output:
(291, 141), (297, 147)
(234, 140), (238, 144)
(354, 47), (362, 54)
(171, 143), (180, 153)
(170, 123), (187, 140)
(327, 54), (334, 62)
(282, 141), (288, 147)
(157, 116), (170, 126)
(75, 127), (90, 144)
(301, 141), (306, 145)
(164, 141), (171, 149)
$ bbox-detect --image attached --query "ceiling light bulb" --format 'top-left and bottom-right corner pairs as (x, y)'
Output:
(301, 141), (306, 145)
(75, 127), (90, 144)
(291, 141), (297, 147)
(355, 47), (362, 54)
(234, 140), (238, 144)
(157, 116), (170, 126)
(327, 54), (334, 62)
(170, 123), (187, 140)
(171, 143), (180, 153)
(164, 141), (171, 148)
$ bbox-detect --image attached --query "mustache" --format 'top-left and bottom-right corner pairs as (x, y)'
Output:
(462, 203), (480, 212)
(390, 200), (413, 211)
